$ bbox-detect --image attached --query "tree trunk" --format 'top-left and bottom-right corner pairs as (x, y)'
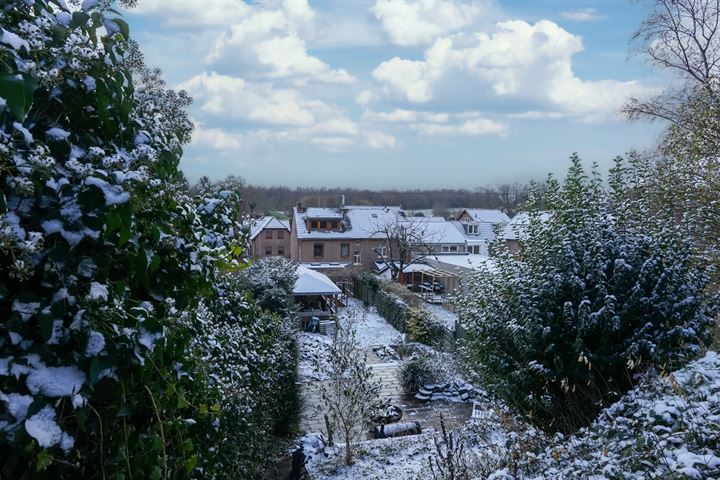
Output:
(344, 437), (353, 465)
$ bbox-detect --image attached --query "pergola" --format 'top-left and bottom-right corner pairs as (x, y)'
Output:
(399, 263), (459, 304)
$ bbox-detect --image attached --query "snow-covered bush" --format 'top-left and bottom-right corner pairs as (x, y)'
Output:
(187, 269), (299, 478)
(0, 1), (282, 477)
(457, 155), (718, 433)
(235, 256), (298, 315)
(407, 308), (446, 347)
(399, 352), (443, 394)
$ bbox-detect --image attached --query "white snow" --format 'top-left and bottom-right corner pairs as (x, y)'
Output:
(420, 302), (458, 330)
(138, 328), (162, 351)
(88, 282), (108, 301)
(26, 364), (85, 397)
(0, 28), (29, 51)
(85, 331), (105, 356)
(46, 127), (70, 141)
(24, 405), (75, 451)
(11, 300), (40, 321)
(85, 177), (130, 205)
(0, 392), (33, 420)
(12, 122), (33, 144)
(340, 298), (404, 348)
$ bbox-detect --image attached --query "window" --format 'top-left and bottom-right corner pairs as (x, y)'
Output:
(466, 223), (479, 235)
(309, 220), (320, 229)
(265, 245), (272, 255)
(331, 221), (339, 229)
(353, 251), (361, 265)
(266, 230), (273, 239)
(340, 243), (350, 257)
(377, 245), (387, 257)
(468, 245), (480, 254)
(313, 243), (324, 258)
(277, 230), (284, 239)
(320, 220), (328, 229)
(441, 245), (459, 253)
(277, 246), (285, 256)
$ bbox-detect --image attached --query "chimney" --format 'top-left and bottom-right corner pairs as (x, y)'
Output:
(296, 201), (304, 213)
(341, 194), (346, 207)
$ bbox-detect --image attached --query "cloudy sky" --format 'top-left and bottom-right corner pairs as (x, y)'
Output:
(125, 0), (669, 189)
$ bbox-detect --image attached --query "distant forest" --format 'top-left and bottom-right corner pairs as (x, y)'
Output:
(241, 183), (532, 218)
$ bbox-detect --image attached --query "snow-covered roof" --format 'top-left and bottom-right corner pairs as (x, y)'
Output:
(301, 262), (351, 270)
(450, 220), (496, 243)
(401, 217), (466, 245)
(502, 211), (552, 240)
(249, 216), (290, 240)
(293, 266), (342, 296)
(293, 205), (403, 239)
(459, 209), (511, 224)
(429, 254), (495, 271)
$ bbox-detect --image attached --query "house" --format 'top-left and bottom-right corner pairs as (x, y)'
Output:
(290, 204), (403, 271)
(454, 209), (511, 255)
(400, 216), (467, 254)
(249, 216), (291, 258)
(501, 211), (551, 253)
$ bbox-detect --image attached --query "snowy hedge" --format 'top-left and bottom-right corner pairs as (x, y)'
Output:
(457, 155), (718, 433)
(0, 2), (298, 478)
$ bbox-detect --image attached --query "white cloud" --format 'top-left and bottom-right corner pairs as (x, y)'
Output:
(561, 8), (607, 22)
(365, 131), (397, 149)
(311, 136), (355, 152)
(411, 118), (507, 136)
(372, 20), (657, 118)
(371, 0), (497, 46)
(508, 111), (565, 120)
(201, 1), (354, 84)
(192, 125), (244, 150)
(355, 90), (375, 106)
(178, 71), (321, 126)
(363, 109), (449, 123)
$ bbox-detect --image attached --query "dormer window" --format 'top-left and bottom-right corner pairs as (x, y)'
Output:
(307, 218), (341, 231)
(466, 223), (479, 235)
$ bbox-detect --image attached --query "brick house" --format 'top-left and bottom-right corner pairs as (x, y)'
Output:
(290, 204), (403, 271)
(249, 216), (291, 258)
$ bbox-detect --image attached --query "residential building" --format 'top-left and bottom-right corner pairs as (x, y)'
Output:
(454, 208), (511, 255)
(290, 204), (403, 271)
(249, 216), (291, 258)
(501, 211), (551, 253)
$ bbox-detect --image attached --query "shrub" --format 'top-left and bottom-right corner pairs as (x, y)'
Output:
(457, 155), (718, 433)
(399, 352), (442, 394)
(407, 308), (446, 346)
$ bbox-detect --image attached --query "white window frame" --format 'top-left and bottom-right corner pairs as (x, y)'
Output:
(466, 223), (479, 235)
(353, 251), (362, 265)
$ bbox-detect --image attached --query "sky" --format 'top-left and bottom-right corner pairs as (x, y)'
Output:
(124, 0), (671, 189)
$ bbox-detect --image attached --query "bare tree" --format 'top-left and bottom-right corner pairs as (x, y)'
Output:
(624, 0), (720, 122)
(314, 321), (385, 465)
(373, 217), (439, 282)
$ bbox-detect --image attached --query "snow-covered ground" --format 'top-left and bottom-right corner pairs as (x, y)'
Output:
(340, 298), (404, 349)
(419, 302), (459, 330)
(302, 351), (720, 479)
(298, 332), (333, 381)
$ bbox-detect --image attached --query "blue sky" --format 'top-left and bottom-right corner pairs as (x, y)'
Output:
(125, 0), (669, 189)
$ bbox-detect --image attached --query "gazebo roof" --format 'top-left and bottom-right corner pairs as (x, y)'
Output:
(293, 266), (342, 296)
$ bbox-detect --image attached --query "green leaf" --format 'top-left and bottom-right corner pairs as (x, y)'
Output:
(0, 73), (37, 121)
(38, 312), (54, 342)
(36, 450), (53, 471)
(148, 254), (160, 273)
(112, 18), (130, 39)
(70, 11), (90, 29)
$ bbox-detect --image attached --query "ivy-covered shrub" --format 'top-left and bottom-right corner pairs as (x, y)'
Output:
(457, 155), (718, 433)
(187, 265), (299, 477)
(235, 256), (298, 315)
(0, 2), (299, 478)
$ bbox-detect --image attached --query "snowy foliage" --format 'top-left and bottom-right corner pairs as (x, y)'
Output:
(456, 155), (718, 433)
(186, 268), (299, 478)
(0, 1), (291, 478)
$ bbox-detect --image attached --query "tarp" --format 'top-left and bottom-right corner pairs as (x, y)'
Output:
(293, 266), (342, 296)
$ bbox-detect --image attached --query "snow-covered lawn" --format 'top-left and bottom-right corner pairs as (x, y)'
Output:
(419, 302), (459, 330)
(339, 298), (404, 349)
